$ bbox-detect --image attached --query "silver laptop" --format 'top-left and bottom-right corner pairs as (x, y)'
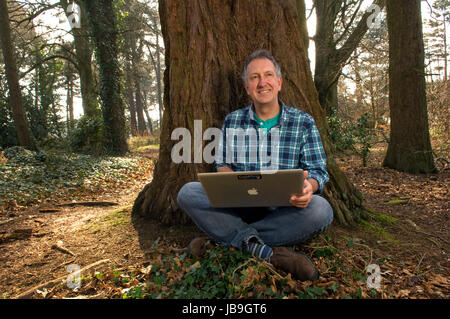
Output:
(198, 169), (304, 208)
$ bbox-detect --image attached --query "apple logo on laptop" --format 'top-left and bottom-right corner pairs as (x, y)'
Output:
(248, 188), (259, 195)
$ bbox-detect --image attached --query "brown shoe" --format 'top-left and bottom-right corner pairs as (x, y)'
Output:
(186, 237), (214, 258)
(270, 247), (319, 281)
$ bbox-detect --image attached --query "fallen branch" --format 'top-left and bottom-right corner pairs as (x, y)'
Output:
(51, 259), (76, 272)
(39, 208), (62, 213)
(56, 201), (119, 207)
(169, 247), (187, 254)
(414, 230), (450, 246)
(51, 241), (76, 256)
(0, 218), (14, 226)
(14, 259), (111, 299)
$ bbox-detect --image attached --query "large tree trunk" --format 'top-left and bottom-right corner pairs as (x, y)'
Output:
(383, 0), (436, 173)
(0, 0), (37, 151)
(133, 0), (364, 225)
(82, 0), (128, 155)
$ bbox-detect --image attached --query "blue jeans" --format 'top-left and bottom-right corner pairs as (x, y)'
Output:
(177, 182), (334, 249)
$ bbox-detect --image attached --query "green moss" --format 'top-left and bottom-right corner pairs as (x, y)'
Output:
(365, 208), (398, 224)
(85, 205), (132, 233)
(359, 219), (398, 243)
(101, 205), (132, 227)
(387, 199), (408, 205)
(135, 144), (160, 152)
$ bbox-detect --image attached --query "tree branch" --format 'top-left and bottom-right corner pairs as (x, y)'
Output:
(334, 0), (364, 46)
(334, 0), (385, 68)
(20, 54), (79, 79)
(11, 3), (60, 27)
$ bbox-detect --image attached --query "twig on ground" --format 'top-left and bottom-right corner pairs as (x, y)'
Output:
(51, 259), (76, 272)
(169, 247), (187, 254)
(415, 230), (449, 246)
(51, 241), (76, 256)
(0, 218), (14, 226)
(14, 259), (111, 299)
(415, 253), (426, 273)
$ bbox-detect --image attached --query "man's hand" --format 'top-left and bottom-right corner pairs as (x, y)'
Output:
(289, 171), (318, 208)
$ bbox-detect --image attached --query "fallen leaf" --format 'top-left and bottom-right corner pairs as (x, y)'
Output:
(317, 281), (336, 288)
(186, 261), (201, 272)
(397, 289), (410, 298)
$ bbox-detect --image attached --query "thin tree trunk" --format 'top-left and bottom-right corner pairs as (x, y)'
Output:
(134, 79), (147, 135)
(60, 0), (100, 117)
(154, 16), (164, 125)
(0, 0), (37, 151)
(444, 15), (448, 82)
(133, 0), (364, 225)
(142, 90), (153, 135)
(125, 63), (138, 136)
(383, 0), (436, 173)
(147, 17), (164, 127)
(66, 60), (75, 134)
(82, 0), (128, 155)
(314, 0), (385, 115)
(129, 30), (147, 136)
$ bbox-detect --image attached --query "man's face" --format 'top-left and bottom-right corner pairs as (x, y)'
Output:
(244, 58), (282, 108)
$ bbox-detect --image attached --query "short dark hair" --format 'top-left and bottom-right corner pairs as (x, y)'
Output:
(242, 50), (282, 83)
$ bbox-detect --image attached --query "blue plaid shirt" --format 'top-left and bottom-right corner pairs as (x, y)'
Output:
(215, 101), (329, 194)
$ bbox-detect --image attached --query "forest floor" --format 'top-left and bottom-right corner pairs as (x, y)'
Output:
(0, 144), (448, 299)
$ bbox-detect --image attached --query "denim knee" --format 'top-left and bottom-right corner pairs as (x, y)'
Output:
(310, 195), (334, 231)
(177, 182), (200, 210)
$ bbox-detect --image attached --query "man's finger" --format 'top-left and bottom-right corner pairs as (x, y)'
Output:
(291, 194), (306, 201)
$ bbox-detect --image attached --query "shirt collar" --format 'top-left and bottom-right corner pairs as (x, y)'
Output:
(248, 99), (287, 127)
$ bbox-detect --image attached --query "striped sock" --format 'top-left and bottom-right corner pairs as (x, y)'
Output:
(246, 241), (273, 261)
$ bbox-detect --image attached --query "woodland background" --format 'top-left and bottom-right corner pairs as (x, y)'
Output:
(0, 0), (448, 299)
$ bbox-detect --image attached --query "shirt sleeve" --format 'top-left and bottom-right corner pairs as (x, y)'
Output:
(300, 117), (329, 194)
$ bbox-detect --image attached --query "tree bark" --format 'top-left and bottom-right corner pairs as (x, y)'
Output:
(82, 0), (128, 155)
(295, 0), (309, 51)
(383, 0), (436, 173)
(133, 0), (364, 225)
(0, 0), (37, 151)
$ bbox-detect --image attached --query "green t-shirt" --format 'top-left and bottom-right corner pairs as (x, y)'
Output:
(254, 110), (281, 135)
